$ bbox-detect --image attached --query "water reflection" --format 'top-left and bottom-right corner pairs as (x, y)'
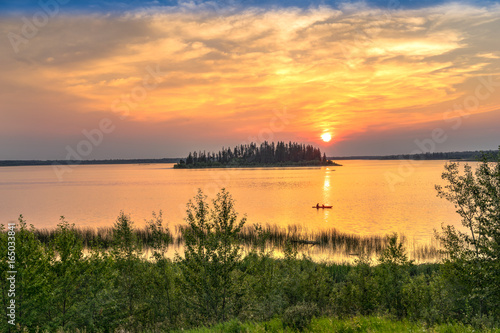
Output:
(322, 168), (331, 222)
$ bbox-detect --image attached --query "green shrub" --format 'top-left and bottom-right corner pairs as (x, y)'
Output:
(282, 302), (318, 331)
(331, 254), (376, 316)
(221, 319), (245, 333)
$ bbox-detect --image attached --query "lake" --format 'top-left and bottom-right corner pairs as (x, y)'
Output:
(0, 160), (468, 244)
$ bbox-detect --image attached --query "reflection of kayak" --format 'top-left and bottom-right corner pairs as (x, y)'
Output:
(312, 205), (332, 209)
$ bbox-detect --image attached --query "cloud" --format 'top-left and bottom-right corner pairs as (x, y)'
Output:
(1, 2), (500, 158)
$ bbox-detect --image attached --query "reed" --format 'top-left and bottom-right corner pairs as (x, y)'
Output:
(25, 223), (443, 261)
(238, 225), (431, 260)
(31, 226), (162, 249)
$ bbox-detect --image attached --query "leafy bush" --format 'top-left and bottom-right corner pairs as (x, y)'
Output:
(282, 302), (319, 331)
(331, 254), (377, 316)
(221, 318), (245, 333)
(374, 233), (412, 319)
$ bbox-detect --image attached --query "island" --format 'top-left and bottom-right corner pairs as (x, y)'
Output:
(174, 141), (342, 168)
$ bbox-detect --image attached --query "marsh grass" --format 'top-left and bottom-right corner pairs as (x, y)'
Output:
(239, 224), (443, 262)
(28, 223), (443, 262)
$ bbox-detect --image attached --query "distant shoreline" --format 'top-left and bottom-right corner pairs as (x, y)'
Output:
(1, 149), (497, 167)
(0, 158), (180, 167)
(329, 149), (498, 161)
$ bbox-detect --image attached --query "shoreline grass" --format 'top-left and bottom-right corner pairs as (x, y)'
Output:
(175, 315), (500, 333)
(27, 223), (443, 262)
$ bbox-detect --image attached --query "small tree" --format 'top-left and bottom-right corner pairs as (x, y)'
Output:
(51, 217), (84, 330)
(378, 233), (411, 266)
(435, 148), (500, 319)
(144, 211), (178, 329)
(111, 212), (143, 331)
(75, 243), (116, 332)
(375, 233), (412, 319)
(177, 188), (246, 325)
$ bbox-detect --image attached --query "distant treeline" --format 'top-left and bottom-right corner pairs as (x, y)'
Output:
(330, 149), (499, 161)
(175, 141), (340, 168)
(0, 158), (180, 167)
(3, 149), (497, 168)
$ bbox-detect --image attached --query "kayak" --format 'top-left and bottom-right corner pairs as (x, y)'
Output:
(312, 205), (332, 209)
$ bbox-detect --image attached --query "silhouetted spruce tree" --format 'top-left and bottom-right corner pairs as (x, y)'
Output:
(178, 141), (334, 167)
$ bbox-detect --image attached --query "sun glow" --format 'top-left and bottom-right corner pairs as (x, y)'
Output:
(2, 4), (499, 159)
(321, 133), (332, 142)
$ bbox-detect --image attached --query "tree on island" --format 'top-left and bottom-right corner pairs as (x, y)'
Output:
(175, 141), (340, 168)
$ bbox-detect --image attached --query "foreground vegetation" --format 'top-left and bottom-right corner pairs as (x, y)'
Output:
(1, 150), (499, 332)
(0, 214), (446, 333)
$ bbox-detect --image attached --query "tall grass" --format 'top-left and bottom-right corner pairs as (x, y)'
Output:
(34, 226), (162, 249)
(29, 223), (443, 262)
(176, 315), (500, 333)
(239, 224), (443, 262)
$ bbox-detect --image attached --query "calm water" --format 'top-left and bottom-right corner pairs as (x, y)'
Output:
(0, 160), (466, 242)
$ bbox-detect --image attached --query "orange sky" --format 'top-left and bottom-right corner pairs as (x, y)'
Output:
(1, 3), (500, 159)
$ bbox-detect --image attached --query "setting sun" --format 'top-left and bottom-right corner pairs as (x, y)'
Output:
(321, 133), (332, 142)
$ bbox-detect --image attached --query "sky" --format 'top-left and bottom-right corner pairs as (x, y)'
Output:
(1, 0), (499, 159)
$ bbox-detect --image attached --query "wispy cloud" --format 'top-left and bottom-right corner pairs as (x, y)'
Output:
(1, 2), (499, 158)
